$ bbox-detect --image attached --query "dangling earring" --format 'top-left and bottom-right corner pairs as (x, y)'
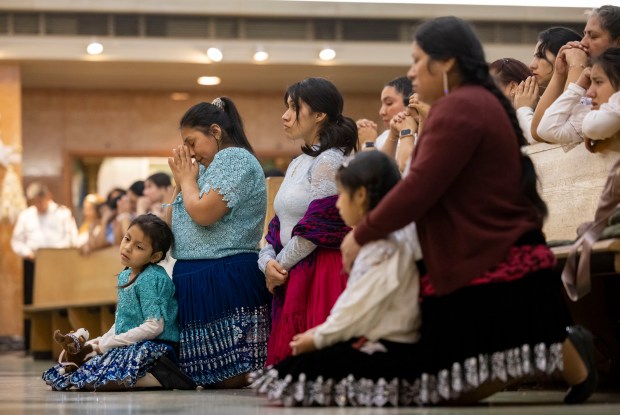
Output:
(443, 71), (449, 96)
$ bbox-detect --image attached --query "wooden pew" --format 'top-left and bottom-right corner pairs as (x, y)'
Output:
(25, 177), (285, 360)
(262, 176), (283, 246)
(23, 247), (120, 359)
(527, 140), (620, 382)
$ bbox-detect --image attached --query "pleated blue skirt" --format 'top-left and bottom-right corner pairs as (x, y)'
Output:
(173, 252), (271, 385)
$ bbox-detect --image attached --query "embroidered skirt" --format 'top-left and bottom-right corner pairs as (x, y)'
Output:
(42, 341), (174, 391)
(173, 253), (271, 386)
(413, 267), (571, 405)
(253, 268), (571, 406)
(252, 339), (417, 406)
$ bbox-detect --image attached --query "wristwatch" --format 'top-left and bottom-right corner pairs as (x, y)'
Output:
(399, 129), (413, 138)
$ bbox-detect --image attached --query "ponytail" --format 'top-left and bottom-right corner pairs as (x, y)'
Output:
(179, 98), (255, 154)
(303, 114), (358, 157)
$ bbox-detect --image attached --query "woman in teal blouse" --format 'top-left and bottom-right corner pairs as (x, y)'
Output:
(165, 97), (271, 388)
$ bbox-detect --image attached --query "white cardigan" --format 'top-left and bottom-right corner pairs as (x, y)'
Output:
(537, 83), (591, 151)
(313, 224), (421, 349)
(583, 91), (620, 140)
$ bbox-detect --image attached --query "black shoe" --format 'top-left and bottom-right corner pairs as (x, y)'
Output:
(149, 356), (197, 390)
(564, 326), (598, 404)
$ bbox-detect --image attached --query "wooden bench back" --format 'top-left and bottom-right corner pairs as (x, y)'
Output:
(263, 176), (283, 242)
(527, 141), (620, 242)
(32, 247), (120, 308)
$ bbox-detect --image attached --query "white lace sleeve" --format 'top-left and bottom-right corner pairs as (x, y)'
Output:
(275, 236), (317, 271)
(258, 243), (277, 273)
(271, 149), (344, 270)
(309, 149), (343, 199)
(583, 91), (620, 140)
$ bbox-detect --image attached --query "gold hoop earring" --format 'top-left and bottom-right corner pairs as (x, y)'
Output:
(443, 71), (449, 96)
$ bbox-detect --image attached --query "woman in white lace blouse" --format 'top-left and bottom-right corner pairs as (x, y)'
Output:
(258, 77), (358, 365)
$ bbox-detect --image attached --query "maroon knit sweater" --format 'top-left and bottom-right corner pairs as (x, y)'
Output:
(354, 84), (542, 296)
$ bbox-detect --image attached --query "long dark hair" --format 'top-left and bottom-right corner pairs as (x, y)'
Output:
(385, 76), (413, 106)
(285, 77), (358, 157)
(336, 151), (401, 211)
(179, 97), (255, 154)
(118, 214), (174, 289)
(415, 16), (547, 219)
(535, 26), (582, 65)
(592, 47), (620, 90)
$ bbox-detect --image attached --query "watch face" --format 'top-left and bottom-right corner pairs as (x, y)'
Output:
(400, 129), (412, 137)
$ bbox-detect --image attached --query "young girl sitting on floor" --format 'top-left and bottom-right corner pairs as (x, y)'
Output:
(43, 214), (195, 391)
(252, 151), (422, 407)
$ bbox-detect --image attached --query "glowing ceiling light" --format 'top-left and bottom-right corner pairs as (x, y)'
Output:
(319, 47), (336, 61)
(253, 49), (269, 62)
(86, 41), (103, 55)
(197, 76), (222, 86)
(206, 47), (223, 62)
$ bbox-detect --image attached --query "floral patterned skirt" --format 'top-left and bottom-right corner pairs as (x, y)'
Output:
(252, 268), (571, 406)
(173, 253), (271, 386)
(42, 340), (175, 391)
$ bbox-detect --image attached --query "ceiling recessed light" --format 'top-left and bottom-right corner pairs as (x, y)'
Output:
(319, 47), (336, 61)
(253, 45), (269, 62)
(197, 76), (222, 86)
(206, 47), (223, 62)
(170, 92), (190, 101)
(86, 41), (103, 55)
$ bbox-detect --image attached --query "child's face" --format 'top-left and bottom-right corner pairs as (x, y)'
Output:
(119, 225), (161, 272)
(336, 182), (367, 228)
(587, 64), (615, 110)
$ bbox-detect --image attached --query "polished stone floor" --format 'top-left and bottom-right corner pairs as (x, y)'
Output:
(1, 352), (620, 415)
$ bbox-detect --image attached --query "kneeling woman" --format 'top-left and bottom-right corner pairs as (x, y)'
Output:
(165, 98), (271, 388)
(43, 214), (195, 391)
(253, 151), (422, 406)
(342, 16), (596, 406)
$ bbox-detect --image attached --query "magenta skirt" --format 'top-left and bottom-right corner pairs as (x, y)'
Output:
(266, 248), (347, 366)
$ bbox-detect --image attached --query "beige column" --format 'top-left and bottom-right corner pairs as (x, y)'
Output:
(0, 65), (23, 339)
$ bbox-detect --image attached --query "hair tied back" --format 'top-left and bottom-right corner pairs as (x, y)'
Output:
(211, 97), (225, 111)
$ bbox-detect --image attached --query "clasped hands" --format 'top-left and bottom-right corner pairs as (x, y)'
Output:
(168, 144), (199, 191)
(265, 259), (288, 294)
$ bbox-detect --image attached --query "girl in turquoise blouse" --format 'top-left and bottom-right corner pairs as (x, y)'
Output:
(165, 97), (271, 388)
(43, 214), (195, 391)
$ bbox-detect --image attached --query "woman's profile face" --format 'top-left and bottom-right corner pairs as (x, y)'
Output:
(583, 15), (618, 58)
(281, 98), (318, 145)
(144, 180), (165, 204)
(379, 86), (406, 128)
(586, 64), (616, 110)
(407, 42), (444, 105)
(529, 41), (555, 88)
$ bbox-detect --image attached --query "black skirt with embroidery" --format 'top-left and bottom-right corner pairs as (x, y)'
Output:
(252, 268), (571, 407)
(251, 338), (418, 407)
(414, 267), (571, 405)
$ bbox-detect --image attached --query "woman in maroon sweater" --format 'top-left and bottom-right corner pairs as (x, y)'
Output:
(342, 16), (597, 405)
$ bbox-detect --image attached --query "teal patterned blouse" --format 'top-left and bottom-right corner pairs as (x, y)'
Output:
(115, 264), (179, 343)
(171, 147), (267, 260)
